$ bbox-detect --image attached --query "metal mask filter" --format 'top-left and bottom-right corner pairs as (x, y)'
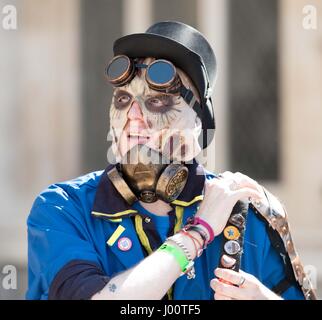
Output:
(107, 144), (189, 204)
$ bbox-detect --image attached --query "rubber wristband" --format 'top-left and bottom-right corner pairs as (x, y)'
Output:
(187, 216), (215, 243)
(157, 243), (191, 273)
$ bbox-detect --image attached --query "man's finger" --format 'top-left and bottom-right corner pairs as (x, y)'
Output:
(211, 278), (246, 300)
(220, 171), (263, 194)
(231, 187), (262, 202)
(215, 268), (245, 286)
(214, 292), (233, 300)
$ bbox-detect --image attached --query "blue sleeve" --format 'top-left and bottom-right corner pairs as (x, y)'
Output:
(26, 186), (103, 300)
(48, 260), (110, 300)
(261, 227), (305, 300)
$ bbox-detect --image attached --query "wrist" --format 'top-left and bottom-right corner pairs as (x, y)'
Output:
(184, 216), (215, 245)
(178, 229), (204, 259)
(170, 232), (199, 260)
(187, 230), (204, 249)
(194, 223), (211, 242)
(164, 234), (196, 279)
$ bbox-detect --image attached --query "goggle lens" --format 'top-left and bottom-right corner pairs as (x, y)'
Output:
(147, 61), (176, 86)
(106, 55), (129, 82)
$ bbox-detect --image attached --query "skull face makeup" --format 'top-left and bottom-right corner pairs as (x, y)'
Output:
(109, 57), (202, 163)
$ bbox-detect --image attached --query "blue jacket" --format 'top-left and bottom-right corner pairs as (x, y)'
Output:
(26, 162), (304, 300)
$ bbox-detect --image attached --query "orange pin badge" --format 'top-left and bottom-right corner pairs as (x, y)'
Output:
(223, 226), (240, 240)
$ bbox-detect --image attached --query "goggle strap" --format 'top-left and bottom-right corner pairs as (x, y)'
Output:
(135, 63), (148, 69)
(180, 87), (193, 104)
(180, 87), (203, 122)
(192, 100), (203, 122)
(189, 95), (197, 109)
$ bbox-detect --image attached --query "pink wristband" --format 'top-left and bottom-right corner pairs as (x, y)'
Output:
(187, 216), (215, 244)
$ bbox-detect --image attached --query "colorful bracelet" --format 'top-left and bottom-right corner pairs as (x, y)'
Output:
(157, 242), (195, 279)
(184, 225), (209, 248)
(179, 229), (204, 257)
(186, 216), (215, 244)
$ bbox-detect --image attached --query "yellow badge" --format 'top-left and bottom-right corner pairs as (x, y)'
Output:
(224, 226), (240, 240)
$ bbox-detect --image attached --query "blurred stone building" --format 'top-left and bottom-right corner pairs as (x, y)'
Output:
(0, 0), (321, 299)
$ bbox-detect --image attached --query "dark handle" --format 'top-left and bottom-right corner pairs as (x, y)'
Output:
(218, 200), (249, 272)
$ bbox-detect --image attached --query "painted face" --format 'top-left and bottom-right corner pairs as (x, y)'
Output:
(109, 57), (202, 163)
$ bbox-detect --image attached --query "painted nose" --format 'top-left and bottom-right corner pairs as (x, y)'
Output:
(127, 100), (144, 120)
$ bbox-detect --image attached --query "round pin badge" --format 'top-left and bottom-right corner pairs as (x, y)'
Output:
(224, 240), (241, 256)
(229, 213), (245, 228)
(224, 226), (240, 240)
(118, 237), (132, 251)
(220, 254), (236, 268)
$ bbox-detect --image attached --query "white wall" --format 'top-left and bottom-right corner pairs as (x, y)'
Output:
(278, 0), (322, 293)
(0, 0), (81, 265)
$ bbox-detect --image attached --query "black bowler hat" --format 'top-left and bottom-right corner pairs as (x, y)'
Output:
(113, 21), (217, 148)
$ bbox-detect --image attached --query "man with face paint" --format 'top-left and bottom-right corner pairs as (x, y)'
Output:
(110, 59), (202, 164)
(107, 56), (204, 209)
(26, 21), (316, 300)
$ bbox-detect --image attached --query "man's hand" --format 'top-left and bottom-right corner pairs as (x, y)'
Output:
(196, 171), (265, 237)
(210, 268), (283, 300)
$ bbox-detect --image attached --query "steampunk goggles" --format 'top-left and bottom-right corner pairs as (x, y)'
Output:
(105, 55), (202, 118)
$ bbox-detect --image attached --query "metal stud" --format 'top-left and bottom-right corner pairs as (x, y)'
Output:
(229, 214), (245, 228)
(220, 254), (236, 268)
(144, 217), (151, 223)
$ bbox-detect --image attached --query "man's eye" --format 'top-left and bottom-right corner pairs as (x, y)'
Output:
(145, 95), (174, 113)
(114, 91), (132, 109)
(118, 95), (131, 103)
(149, 98), (163, 107)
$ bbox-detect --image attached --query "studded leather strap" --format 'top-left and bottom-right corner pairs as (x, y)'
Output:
(218, 201), (249, 272)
